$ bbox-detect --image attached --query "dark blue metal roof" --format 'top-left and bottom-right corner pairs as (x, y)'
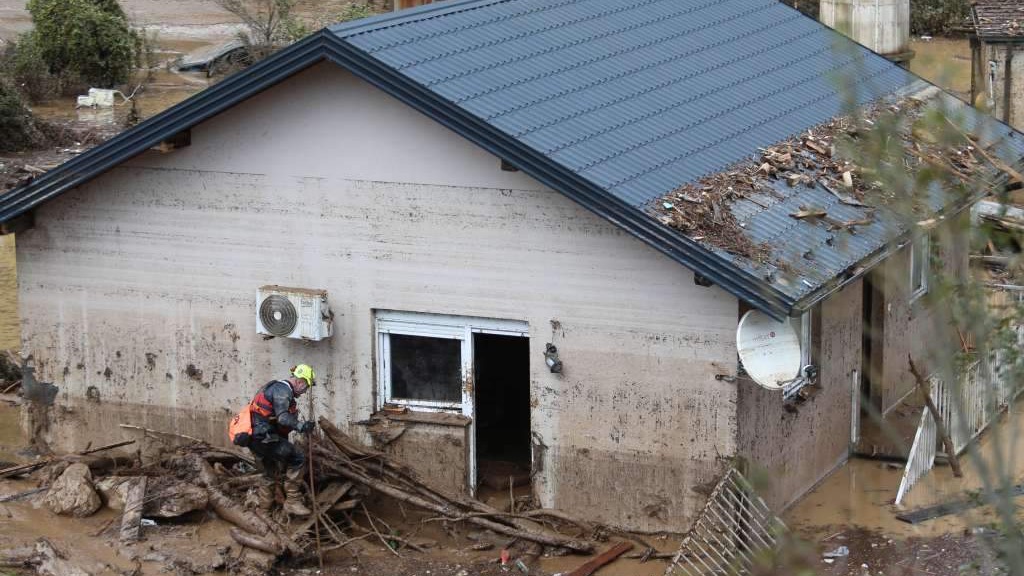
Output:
(1, 0), (1019, 319)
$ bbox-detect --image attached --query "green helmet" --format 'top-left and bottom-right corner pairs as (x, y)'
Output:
(291, 364), (316, 387)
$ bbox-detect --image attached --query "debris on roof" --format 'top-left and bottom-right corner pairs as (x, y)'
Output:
(649, 96), (1014, 272)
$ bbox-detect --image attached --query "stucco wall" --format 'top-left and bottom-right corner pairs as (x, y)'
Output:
(737, 280), (862, 512)
(16, 62), (739, 531)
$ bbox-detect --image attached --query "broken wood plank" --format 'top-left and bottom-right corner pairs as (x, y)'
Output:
(563, 541), (634, 576)
(119, 476), (146, 544)
(290, 481), (354, 542)
(909, 357), (963, 478)
(791, 207), (827, 220)
(896, 484), (1024, 524)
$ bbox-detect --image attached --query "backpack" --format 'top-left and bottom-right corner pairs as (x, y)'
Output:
(228, 404), (253, 447)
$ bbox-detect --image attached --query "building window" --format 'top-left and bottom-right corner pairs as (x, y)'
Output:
(910, 235), (930, 301)
(376, 311), (528, 413)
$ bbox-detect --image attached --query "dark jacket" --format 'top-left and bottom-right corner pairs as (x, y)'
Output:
(251, 380), (300, 439)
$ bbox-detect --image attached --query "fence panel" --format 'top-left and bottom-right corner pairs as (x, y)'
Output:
(666, 469), (784, 576)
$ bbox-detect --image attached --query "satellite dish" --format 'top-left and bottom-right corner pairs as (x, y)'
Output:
(736, 310), (801, 391)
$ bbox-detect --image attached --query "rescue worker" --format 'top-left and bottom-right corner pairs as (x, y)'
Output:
(248, 364), (317, 516)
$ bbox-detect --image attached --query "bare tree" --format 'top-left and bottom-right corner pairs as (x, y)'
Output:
(216, 0), (297, 60)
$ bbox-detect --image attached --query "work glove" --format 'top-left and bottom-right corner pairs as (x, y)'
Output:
(298, 421), (315, 434)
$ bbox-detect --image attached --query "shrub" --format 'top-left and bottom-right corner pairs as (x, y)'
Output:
(1, 32), (60, 102)
(910, 0), (970, 35)
(26, 0), (139, 88)
(0, 82), (41, 152)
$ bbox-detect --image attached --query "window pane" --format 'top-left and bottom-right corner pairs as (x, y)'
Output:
(389, 334), (462, 403)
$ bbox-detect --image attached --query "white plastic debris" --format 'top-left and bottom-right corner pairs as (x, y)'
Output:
(823, 545), (849, 558)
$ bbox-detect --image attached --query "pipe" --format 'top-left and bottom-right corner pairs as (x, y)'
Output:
(1004, 48), (1013, 124)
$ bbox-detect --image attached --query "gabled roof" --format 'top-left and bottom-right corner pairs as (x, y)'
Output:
(971, 0), (1024, 40)
(0, 0), (1016, 320)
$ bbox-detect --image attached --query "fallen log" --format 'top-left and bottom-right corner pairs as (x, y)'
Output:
(188, 455), (299, 554)
(319, 456), (595, 553)
(230, 527), (284, 555)
(317, 418), (578, 545)
(0, 439), (135, 479)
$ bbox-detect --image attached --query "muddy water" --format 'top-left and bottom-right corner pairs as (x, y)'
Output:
(787, 396), (1024, 540)
(0, 235), (15, 351)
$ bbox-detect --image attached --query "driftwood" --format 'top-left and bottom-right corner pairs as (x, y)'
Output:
(230, 527), (284, 555)
(0, 439), (135, 479)
(119, 477), (146, 544)
(316, 417), (597, 554)
(908, 357), (963, 478)
(188, 455), (299, 554)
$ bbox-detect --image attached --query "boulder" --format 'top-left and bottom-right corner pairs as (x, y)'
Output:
(42, 463), (101, 517)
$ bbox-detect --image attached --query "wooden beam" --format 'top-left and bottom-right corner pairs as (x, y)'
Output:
(563, 542), (634, 576)
(0, 211), (33, 235)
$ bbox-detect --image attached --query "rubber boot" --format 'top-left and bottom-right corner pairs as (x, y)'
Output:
(283, 467), (312, 517)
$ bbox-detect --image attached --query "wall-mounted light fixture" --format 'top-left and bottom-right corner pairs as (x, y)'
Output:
(544, 343), (562, 373)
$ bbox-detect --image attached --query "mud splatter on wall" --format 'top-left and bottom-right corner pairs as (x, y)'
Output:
(15, 63), (739, 532)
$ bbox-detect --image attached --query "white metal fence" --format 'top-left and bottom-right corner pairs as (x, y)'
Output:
(896, 325), (1024, 505)
(666, 468), (785, 576)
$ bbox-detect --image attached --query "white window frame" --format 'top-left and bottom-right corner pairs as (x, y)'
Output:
(375, 310), (529, 415)
(910, 235), (930, 302)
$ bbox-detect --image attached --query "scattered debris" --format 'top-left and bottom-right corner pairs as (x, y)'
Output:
(823, 545), (850, 558)
(649, 97), (1013, 265)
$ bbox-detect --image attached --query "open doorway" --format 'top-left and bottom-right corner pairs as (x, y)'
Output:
(473, 333), (531, 491)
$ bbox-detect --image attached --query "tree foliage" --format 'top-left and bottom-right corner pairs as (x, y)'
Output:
(910, 0), (971, 35)
(26, 0), (139, 88)
(0, 82), (39, 152)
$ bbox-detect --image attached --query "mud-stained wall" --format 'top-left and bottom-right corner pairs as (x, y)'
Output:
(737, 280), (862, 512)
(16, 62), (739, 531)
(381, 420), (468, 496)
(870, 218), (968, 414)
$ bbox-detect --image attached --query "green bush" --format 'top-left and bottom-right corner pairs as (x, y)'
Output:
(0, 82), (40, 152)
(26, 0), (139, 88)
(1, 32), (61, 102)
(910, 0), (970, 35)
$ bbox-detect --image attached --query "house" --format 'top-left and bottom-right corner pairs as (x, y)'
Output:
(0, 0), (1019, 532)
(970, 0), (1024, 130)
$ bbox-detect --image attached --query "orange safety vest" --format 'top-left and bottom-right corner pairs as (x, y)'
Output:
(250, 380), (298, 433)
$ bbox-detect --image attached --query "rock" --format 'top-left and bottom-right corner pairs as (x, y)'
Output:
(143, 476), (208, 518)
(95, 476), (134, 510)
(43, 463), (101, 517)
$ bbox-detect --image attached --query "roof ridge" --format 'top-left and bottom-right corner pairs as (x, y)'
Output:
(330, 0), (510, 38)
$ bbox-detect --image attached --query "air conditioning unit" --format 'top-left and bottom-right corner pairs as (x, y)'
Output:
(256, 285), (333, 341)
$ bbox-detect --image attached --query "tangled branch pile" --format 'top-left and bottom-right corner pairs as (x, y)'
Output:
(651, 98), (1014, 263)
